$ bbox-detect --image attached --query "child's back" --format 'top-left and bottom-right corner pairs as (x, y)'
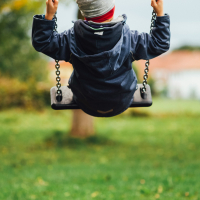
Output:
(32, 0), (170, 117)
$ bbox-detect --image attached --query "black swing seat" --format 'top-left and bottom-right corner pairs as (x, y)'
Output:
(50, 84), (152, 110)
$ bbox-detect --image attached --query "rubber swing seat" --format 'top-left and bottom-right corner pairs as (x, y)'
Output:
(50, 84), (152, 110)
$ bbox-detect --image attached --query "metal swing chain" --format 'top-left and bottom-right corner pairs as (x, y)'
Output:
(53, 12), (62, 101)
(141, 10), (157, 93)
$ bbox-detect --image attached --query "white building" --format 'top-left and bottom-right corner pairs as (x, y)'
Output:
(135, 51), (200, 99)
(168, 70), (200, 99)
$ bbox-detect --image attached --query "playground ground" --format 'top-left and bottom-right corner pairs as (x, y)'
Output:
(0, 98), (200, 200)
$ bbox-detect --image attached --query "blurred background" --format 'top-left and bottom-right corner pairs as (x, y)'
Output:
(0, 0), (200, 199)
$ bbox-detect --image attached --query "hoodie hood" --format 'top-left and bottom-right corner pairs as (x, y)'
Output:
(69, 15), (130, 79)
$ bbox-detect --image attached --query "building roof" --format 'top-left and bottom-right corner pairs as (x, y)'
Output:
(135, 51), (200, 77)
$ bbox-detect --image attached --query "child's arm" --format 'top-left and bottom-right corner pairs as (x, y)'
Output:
(32, 0), (71, 61)
(131, 0), (170, 61)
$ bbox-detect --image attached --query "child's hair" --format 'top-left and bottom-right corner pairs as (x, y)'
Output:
(76, 0), (115, 22)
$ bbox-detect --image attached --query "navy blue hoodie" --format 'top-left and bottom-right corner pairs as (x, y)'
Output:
(32, 14), (170, 117)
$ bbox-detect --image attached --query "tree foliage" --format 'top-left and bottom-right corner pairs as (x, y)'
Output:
(0, 0), (73, 81)
(174, 45), (200, 52)
(0, 0), (49, 81)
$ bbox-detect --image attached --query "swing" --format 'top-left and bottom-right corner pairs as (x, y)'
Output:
(50, 10), (157, 110)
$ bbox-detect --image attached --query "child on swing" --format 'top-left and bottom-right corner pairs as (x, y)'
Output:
(32, 0), (170, 117)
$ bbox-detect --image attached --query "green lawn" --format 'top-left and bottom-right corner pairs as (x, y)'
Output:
(0, 98), (200, 200)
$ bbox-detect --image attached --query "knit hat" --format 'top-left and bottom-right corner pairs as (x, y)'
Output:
(76, 0), (115, 21)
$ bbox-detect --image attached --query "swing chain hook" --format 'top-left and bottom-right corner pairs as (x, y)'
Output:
(53, 12), (62, 102)
(141, 10), (157, 94)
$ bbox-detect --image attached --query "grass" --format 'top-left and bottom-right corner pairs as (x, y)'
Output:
(0, 98), (200, 200)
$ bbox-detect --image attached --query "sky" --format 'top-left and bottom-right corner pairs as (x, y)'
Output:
(54, 0), (200, 50)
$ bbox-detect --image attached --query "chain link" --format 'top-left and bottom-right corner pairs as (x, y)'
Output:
(53, 12), (62, 97)
(141, 10), (157, 93)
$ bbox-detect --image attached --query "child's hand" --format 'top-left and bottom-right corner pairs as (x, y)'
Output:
(45, 0), (59, 20)
(151, 0), (164, 17)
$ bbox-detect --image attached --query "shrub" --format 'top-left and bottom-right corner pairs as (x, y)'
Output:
(0, 77), (50, 110)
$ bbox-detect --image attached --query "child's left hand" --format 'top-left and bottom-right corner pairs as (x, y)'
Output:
(45, 0), (59, 20)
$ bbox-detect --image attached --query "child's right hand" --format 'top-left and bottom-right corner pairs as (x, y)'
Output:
(151, 0), (164, 16)
(45, 0), (59, 20)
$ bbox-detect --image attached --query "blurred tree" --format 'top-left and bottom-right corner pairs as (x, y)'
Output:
(174, 45), (200, 51)
(0, 0), (48, 81)
(0, 0), (73, 82)
(70, 110), (95, 138)
(70, 9), (95, 138)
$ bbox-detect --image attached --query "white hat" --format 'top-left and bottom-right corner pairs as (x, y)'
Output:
(76, 0), (115, 18)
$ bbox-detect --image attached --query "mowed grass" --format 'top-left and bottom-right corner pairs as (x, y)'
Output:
(0, 98), (200, 200)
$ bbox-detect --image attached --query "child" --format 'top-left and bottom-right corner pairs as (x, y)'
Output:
(32, 0), (170, 117)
